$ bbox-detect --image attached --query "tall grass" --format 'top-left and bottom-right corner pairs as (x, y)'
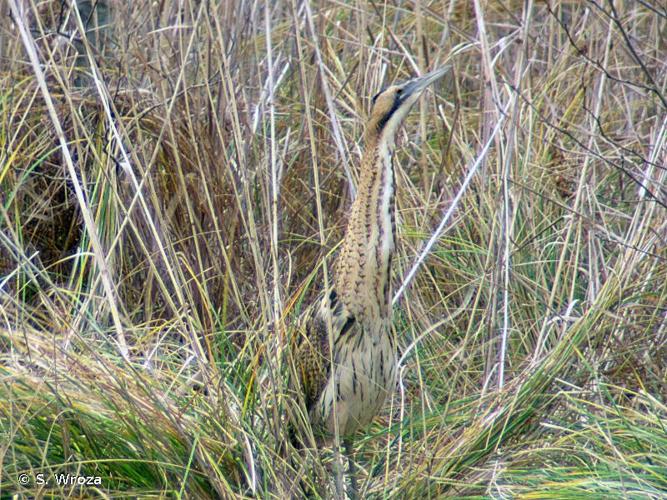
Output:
(1, 0), (665, 497)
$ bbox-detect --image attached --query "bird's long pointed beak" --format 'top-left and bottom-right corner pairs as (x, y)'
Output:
(400, 66), (450, 100)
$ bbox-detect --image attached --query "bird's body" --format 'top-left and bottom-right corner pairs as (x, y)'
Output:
(297, 290), (395, 439)
(291, 67), (448, 449)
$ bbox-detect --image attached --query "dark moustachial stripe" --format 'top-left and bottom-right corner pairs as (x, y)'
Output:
(376, 96), (401, 132)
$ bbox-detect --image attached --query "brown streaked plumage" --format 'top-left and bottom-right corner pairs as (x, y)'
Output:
(290, 66), (448, 493)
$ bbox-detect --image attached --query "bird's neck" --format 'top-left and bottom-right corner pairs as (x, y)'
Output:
(334, 136), (396, 321)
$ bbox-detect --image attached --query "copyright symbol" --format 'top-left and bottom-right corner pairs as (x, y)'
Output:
(18, 473), (30, 485)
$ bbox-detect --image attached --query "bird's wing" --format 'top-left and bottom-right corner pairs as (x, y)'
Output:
(293, 287), (355, 410)
(294, 317), (329, 410)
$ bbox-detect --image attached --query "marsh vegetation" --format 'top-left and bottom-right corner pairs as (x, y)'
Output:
(1, 1), (665, 497)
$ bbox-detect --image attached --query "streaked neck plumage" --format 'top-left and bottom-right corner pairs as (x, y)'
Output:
(334, 127), (397, 322)
(333, 67), (448, 325)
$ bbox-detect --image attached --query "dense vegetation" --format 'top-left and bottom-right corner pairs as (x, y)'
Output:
(1, 0), (665, 497)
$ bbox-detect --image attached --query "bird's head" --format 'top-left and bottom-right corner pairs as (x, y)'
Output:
(366, 66), (449, 145)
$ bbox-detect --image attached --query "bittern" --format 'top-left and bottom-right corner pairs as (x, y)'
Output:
(291, 66), (448, 495)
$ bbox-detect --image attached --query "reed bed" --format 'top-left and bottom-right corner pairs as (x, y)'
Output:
(0, 0), (665, 497)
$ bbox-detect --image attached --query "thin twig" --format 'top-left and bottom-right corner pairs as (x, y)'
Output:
(393, 98), (513, 305)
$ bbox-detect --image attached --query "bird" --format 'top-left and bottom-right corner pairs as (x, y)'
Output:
(289, 66), (449, 497)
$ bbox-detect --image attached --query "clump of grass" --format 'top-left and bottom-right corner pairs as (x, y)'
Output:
(1, 0), (665, 497)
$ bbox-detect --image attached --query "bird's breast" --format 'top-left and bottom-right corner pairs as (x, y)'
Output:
(313, 319), (396, 438)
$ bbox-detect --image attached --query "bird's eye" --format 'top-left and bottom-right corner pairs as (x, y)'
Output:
(396, 87), (403, 96)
